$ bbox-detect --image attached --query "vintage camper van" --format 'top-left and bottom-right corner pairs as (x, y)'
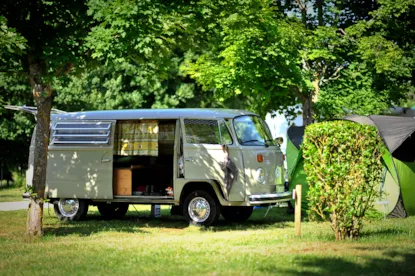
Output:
(16, 107), (291, 226)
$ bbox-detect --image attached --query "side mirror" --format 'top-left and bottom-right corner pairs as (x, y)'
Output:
(275, 137), (284, 145)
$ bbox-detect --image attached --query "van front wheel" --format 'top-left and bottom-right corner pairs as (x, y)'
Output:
(54, 198), (88, 221)
(97, 203), (129, 219)
(183, 190), (220, 226)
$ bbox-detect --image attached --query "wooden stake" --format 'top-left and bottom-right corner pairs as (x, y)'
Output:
(295, 184), (302, 237)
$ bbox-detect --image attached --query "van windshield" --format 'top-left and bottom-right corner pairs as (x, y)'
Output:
(233, 116), (276, 146)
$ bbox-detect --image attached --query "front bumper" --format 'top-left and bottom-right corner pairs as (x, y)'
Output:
(249, 191), (292, 205)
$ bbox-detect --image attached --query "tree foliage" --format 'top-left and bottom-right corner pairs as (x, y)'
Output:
(182, 0), (414, 123)
(1, 0), (92, 236)
(181, 0), (304, 118)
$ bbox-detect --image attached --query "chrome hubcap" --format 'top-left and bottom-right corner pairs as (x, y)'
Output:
(58, 198), (79, 217)
(188, 197), (210, 223)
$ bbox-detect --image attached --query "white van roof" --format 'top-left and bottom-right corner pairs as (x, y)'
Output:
(51, 108), (257, 121)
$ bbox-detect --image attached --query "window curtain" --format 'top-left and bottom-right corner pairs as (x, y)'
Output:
(114, 120), (158, 156)
(158, 123), (175, 155)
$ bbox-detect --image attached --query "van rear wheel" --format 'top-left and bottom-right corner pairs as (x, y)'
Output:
(97, 203), (129, 219)
(221, 206), (253, 223)
(183, 190), (220, 226)
(54, 198), (88, 221)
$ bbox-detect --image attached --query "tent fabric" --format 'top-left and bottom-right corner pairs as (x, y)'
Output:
(374, 152), (400, 216)
(286, 126), (308, 212)
(343, 115), (376, 127)
(344, 115), (415, 155)
(286, 139), (300, 178)
(287, 126), (305, 150)
(395, 159), (415, 216)
(288, 158), (308, 211)
(343, 115), (415, 218)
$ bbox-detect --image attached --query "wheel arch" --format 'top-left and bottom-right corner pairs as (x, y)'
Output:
(179, 181), (227, 206)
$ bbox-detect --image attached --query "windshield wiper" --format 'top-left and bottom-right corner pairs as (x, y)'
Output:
(242, 139), (269, 147)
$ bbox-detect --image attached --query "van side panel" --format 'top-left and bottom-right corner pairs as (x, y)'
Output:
(26, 128), (36, 187)
(45, 148), (113, 199)
(45, 120), (115, 200)
(226, 146), (246, 201)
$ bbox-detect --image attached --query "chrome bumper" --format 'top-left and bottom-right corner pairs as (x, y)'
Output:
(249, 191), (292, 205)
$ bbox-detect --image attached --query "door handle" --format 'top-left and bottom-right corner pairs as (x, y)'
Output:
(102, 158), (112, 163)
(184, 157), (195, 162)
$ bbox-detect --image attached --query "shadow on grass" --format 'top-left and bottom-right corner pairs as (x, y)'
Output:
(44, 211), (190, 237)
(204, 208), (294, 232)
(359, 227), (406, 238)
(204, 220), (291, 232)
(43, 207), (295, 237)
(257, 251), (415, 275)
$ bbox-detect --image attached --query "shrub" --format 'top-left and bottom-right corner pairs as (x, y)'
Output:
(11, 169), (26, 187)
(302, 121), (384, 240)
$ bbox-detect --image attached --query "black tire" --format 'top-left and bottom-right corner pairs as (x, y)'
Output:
(183, 190), (220, 226)
(221, 206), (253, 222)
(97, 203), (129, 219)
(287, 201), (295, 214)
(54, 198), (89, 221)
(170, 205), (183, 216)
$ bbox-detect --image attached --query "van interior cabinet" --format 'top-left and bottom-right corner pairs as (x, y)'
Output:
(113, 168), (132, 196)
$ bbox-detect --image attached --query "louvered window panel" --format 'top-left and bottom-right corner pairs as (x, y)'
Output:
(51, 122), (111, 145)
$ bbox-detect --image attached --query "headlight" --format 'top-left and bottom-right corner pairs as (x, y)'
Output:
(275, 167), (281, 179)
(274, 167), (283, 185)
(255, 168), (266, 184)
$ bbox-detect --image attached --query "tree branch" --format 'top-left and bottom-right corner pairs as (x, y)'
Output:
(296, 0), (306, 11)
(327, 65), (344, 81)
(301, 58), (311, 71)
(0, 69), (28, 76)
(321, 65), (344, 84)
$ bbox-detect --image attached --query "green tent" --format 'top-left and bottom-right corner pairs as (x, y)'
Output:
(286, 126), (308, 211)
(287, 116), (415, 217)
(344, 115), (415, 217)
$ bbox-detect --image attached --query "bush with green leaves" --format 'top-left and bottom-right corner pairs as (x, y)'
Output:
(302, 121), (384, 240)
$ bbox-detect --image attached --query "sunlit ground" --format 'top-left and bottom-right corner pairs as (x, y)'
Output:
(0, 206), (414, 275)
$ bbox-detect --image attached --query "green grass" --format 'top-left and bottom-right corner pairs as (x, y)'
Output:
(0, 185), (23, 202)
(0, 206), (414, 275)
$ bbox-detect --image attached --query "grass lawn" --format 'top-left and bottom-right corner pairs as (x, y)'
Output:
(0, 206), (414, 275)
(0, 185), (23, 202)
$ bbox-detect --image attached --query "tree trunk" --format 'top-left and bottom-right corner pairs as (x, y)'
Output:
(297, 0), (307, 26)
(316, 0), (323, 26)
(27, 197), (43, 236)
(27, 61), (52, 237)
(302, 94), (313, 126)
(312, 77), (320, 103)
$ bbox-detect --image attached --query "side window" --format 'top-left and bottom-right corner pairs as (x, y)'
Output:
(219, 120), (233, 145)
(184, 119), (220, 144)
(51, 121), (111, 145)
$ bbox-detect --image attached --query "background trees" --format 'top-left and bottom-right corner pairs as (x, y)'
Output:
(182, 0), (414, 123)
